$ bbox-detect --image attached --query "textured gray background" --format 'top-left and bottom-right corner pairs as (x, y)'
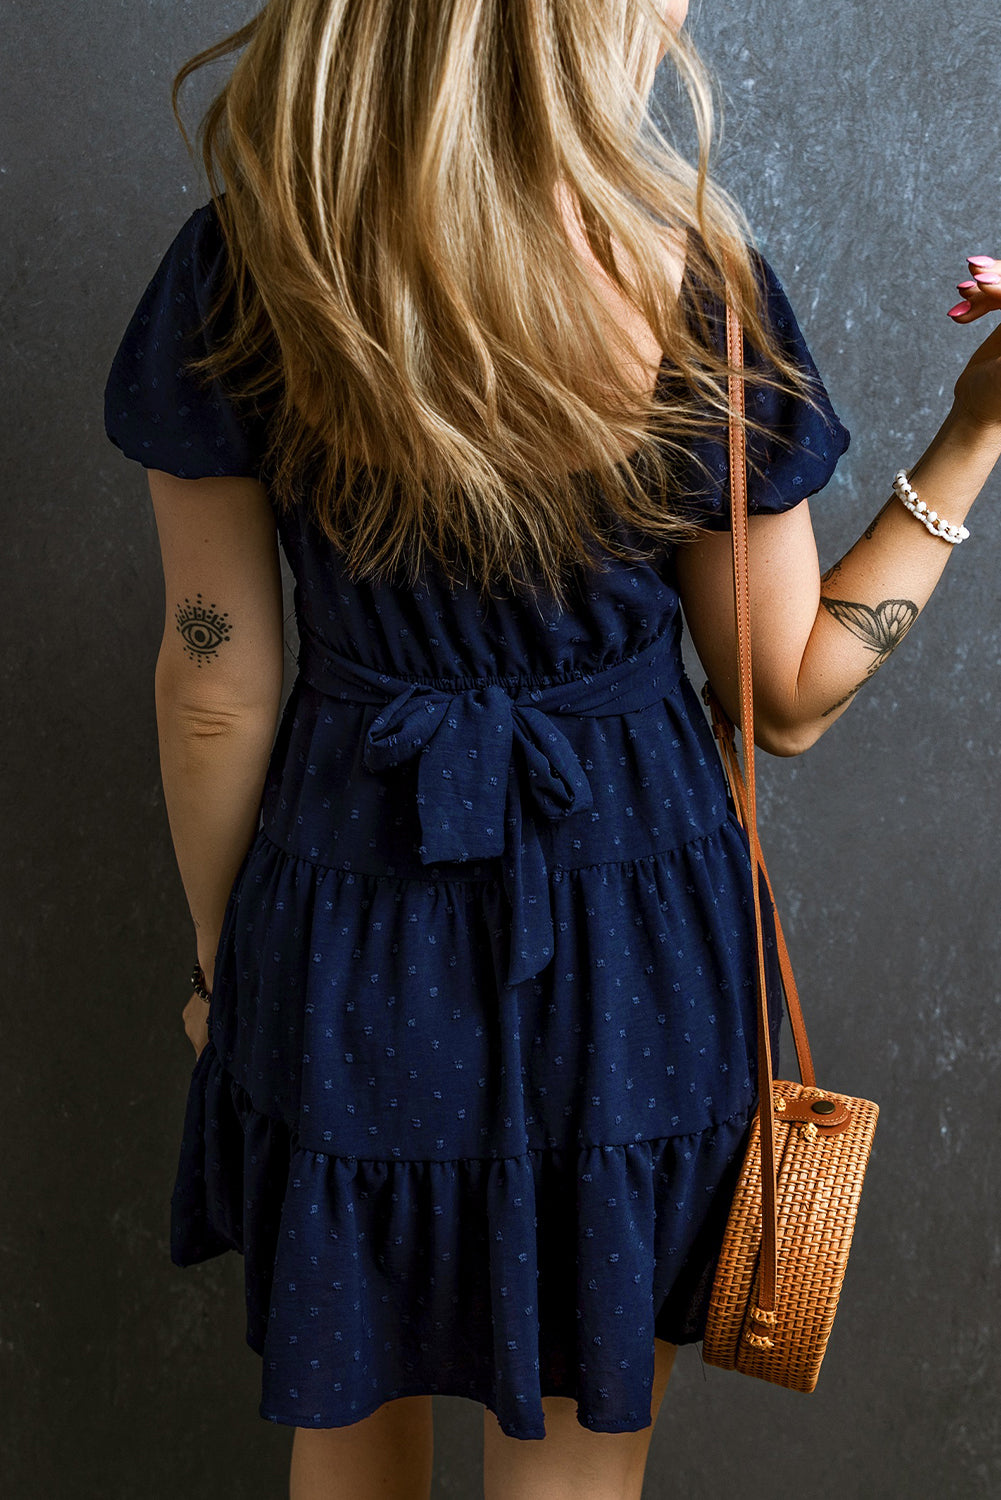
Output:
(3, 0), (1000, 1495)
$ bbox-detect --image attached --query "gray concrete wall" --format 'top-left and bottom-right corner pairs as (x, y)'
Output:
(3, 0), (998, 1494)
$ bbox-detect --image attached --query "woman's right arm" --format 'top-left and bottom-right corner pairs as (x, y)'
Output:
(675, 262), (1001, 756)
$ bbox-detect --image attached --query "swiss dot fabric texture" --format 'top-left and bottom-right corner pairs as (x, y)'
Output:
(105, 201), (850, 1440)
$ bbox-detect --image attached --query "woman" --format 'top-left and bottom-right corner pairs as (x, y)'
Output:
(104, 2), (1001, 1496)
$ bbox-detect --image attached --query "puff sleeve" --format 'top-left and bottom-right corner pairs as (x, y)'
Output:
(675, 248), (850, 530)
(104, 202), (267, 480)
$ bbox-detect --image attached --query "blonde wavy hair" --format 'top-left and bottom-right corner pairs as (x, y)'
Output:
(172, 0), (822, 608)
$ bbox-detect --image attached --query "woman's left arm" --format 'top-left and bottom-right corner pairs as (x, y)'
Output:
(676, 264), (1001, 755)
(147, 471), (285, 1004)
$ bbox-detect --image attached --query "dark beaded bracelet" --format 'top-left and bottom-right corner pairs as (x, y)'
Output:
(190, 961), (212, 1003)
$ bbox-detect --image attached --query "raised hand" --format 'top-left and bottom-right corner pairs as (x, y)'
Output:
(949, 255), (1001, 432)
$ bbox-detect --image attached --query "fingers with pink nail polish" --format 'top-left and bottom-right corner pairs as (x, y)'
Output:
(949, 255), (1001, 316)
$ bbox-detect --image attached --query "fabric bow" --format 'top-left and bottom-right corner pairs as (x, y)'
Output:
(295, 617), (682, 990)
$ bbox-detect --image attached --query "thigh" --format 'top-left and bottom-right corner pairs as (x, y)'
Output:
(290, 1395), (434, 1500)
(482, 1339), (677, 1500)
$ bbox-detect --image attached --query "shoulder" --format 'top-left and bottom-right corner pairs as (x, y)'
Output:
(154, 197), (232, 327)
(163, 196), (226, 268)
(745, 248), (820, 369)
(120, 197), (231, 343)
(104, 194), (266, 480)
(671, 239), (850, 528)
(682, 236), (805, 341)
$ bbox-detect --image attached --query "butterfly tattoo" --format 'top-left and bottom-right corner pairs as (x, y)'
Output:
(818, 597), (918, 716)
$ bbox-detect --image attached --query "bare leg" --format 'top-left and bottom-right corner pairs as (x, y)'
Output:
(482, 1338), (678, 1500)
(289, 1395), (434, 1500)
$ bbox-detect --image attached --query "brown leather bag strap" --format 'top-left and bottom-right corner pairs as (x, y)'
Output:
(705, 682), (816, 1090)
(698, 284), (819, 1314)
(717, 297), (815, 1087)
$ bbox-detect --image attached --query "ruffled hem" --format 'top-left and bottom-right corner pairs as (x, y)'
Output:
(171, 1040), (759, 1440)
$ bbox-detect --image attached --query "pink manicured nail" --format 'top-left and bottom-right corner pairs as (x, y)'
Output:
(957, 280), (978, 291)
(948, 300), (972, 317)
(974, 273), (1001, 285)
(967, 255), (994, 267)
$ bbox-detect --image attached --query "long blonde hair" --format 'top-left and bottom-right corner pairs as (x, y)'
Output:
(172, 0), (822, 608)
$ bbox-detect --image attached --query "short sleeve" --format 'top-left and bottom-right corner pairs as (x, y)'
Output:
(103, 201), (267, 480)
(674, 248), (850, 531)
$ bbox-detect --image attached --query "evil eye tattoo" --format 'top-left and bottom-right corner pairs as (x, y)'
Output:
(174, 593), (233, 666)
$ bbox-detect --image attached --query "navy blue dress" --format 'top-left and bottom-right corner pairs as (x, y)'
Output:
(104, 201), (849, 1440)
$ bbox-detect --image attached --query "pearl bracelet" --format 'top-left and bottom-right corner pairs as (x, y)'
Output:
(892, 470), (970, 544)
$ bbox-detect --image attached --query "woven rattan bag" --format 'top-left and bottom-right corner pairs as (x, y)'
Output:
(698, 291), (880, 1392)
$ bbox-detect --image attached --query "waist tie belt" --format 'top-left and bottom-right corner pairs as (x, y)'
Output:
(295, 617), (684, 990)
